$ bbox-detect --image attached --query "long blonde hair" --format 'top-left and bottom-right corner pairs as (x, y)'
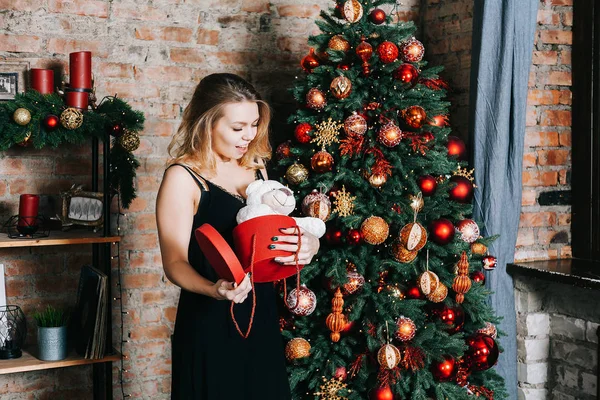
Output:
(167, 73), (272, 175)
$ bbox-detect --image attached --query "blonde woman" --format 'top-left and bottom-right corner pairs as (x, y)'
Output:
(156, 73), (320, 399)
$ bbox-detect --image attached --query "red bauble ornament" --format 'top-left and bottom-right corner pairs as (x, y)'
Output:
(402, 105), (427, 129)
(294, 122), (312, 144)
(430, 304), (465, 334)
(346, 228), (362, 245)
(449, 176), (474, 203)
(399, 37), (425, 63)
(395, 316), (417, 341)
(344, 113), (367, 136)
(430, 114), (449, 127)
(455, 219), (480, 243)
(286, 285), (317, 316)
(471, 270), (485, 284)
(325, 226), (344, 246)
(301, 48), (320, 72)
(377, 122), (403, 147)
(334, 366), (347, 381)
(369, 8), (386, 24)
(431, 355), (457, 382)
(465, 333), (499, 371)
(356, 38), (373, 76)
(447, 135), (467, 160)
(311, 150), (334, 173)
(306, 88), (327, 109)
(406, 285), (423, 299)
(44, 114), (59, 131)
(377, 41), (399, 64)
(483, 255), (497, 270)
(417, 175), (437, 196)
(429, 218), (455, 245)
(338, 64), (350, 71)
(109, 122), (124, 137)
(341, 320), (355, 333)
(276, 141), (292, 160)
(393, 63), (419, 86)
(369, 385), (394, 400)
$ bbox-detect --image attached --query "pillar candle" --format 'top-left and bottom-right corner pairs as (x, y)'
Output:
(69, 51), (92, 89)
(65, 90), (89, 110)
(31, 69), (54, 94)
(17, 194), (39, 228)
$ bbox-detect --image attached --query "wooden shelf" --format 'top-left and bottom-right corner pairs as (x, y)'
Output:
(0, 349), (121, 375)
(0, 231), (120, 248)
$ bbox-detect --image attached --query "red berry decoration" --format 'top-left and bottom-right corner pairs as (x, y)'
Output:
(483, 255), (497, 270)
(325, 226), (344, 246)
(369, 8), (386, 24)
(346, 228), (362, 245)
(449, 175), (474, 203)
(406, 285), (423, 299)
(447, 135), (467, 160)
(429, 218), (455, 245)
(369, 385), (394, 400)
(108, 122), (124, 137)
(417, 175), (437, 196)
(455, 219), (480, 243)
(471, 270), (485, 284)
(337, 64), (350, 71)
(334, 366), (347, 381)
(393, 63), (419, 86)
(301, 48), (320, 73)
(294, 123), (312, 144)
(399, 37), (425, 63)
(44, 114), (59, 131)
(377, 41), (399, 64)
(431, 355), (457, 382)
(465, 333), (499, 371)
(430, 304), (465, 334)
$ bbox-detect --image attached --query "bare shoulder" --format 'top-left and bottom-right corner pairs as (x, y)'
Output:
(158, 165), (202, 204)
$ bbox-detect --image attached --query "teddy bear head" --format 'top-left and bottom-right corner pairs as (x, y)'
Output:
(245, 179), (295, 216)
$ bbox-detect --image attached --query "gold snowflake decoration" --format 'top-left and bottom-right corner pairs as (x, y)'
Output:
(313, 376), (352, 400)
(332, 185), (356, 217)
(453, 165), (475, 182)
(311, 118), (343, 148)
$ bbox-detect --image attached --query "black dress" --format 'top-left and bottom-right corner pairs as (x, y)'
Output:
(170, 165), (291, 400)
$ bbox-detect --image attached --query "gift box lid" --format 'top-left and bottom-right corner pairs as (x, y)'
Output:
(195, 224), (246, 285)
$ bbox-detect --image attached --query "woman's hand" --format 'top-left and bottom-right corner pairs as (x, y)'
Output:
(270, 226), (320, 265)
(212, 273), (252, 303)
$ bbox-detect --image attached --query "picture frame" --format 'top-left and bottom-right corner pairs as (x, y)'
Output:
(0, 60), (29, 101)
(60, 185), (104, 228)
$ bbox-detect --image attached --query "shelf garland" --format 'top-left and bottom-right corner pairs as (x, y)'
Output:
(0, 90), (144, 209)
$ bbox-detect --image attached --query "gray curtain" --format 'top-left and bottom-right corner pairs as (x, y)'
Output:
(469, 0), (539, 398)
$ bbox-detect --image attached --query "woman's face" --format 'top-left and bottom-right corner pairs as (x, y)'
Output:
(212, 101), (260, 161)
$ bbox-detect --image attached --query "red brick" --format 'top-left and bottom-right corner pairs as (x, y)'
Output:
(428, 39), (449, 55)
(521, 190), (538, 206)
(450, 36), (471, 52)
(540, 110), (571, 126)
(142, 291), (167, 305)
(559, 90), (571, 105)
(215, 52), (259, 65)
(122, 233), (158, 251)
(48, 0), (108, 18)
(522, 170), (558, 186)
(539, 30), (572, 45)
(143, 119), (174, 137)
(558, 213), (571, 225)
(157, 103), (181, 119)
(528, 71), (536, 87)
(0, 34), (42, 52)
(277, 4), (321, 18)
(97, 62), (133, 78)
(123, 196), (149, 213)
(164, 306), (177, 323)
(0, 0), (42, 11)
(560, 51), (571, 65)
(122, 273), (162, 289)
(277, 37), (306, 53)
(528, 89), (561, 105)
(105, 82), (160, 100)
(242, 0), (270, 13)
(532, 50), (558, 65)
(546, 71), (572, 86)
(128, 252), (162, 269)
(559, 245), (572, 258)
(134, 213), (157, 231)
(197, 29), (219, 45)
(129, 325), (171, 340)
(537, 149), (570, 166)
(523, 152), (538, 167)
(558, 169), (569, 185)
(112, 3), (165, 21)
(135, 26), (193, 43)
(526, 107), (538, 126)
(55, 158), (92, 175)
(47, 38), (108, 58)
(141, 308), (162, 324)
(516, 229), (535, 247)
(170, 48), (207, 64)
(549, 0), (572, 5)
(396, 11), (419, 22)
(537, 10), (560, 25)
(524, 131), (560, 147)
(520, 211), (557, 227)
(559, 131), (571, 146)
(135, 66), (193, 82)
(136, 175), (162, 192)
(537, 229), (557, 245)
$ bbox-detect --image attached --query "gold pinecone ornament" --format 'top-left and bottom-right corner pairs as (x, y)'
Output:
(118, 130), (140, 152)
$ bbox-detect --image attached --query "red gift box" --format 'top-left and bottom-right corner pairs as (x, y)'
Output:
(195, 215), (305, 284)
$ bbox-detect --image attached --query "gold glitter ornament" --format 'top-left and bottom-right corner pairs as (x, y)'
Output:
(13, 108), (31, 126)
(285, 163), (309, 185)
(312, 118), (343, 147)
(471, 242), (488, 255)
(60, 107), (84, 130)
(360, 216), (389, 245)
(417, 270), (439, 296)
(343, 0), (363, 23)
(330, 76), (352, 99)
(377, 343), (401, 369)
(392, 240), (418, 263)
(332, 185), (356, 217)
(118, 130), (140, 152)
(426, 282), (448, 303)
(285, 338), (311, 361)
(328, 35), (350, 52)
(313, 376), (352, 400)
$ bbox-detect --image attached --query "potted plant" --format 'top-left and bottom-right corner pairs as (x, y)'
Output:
(33, 305), (69, 361)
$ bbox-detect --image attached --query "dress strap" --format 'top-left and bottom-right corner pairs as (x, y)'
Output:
(255, 169), (265, 181)
(169, 163), (210, 192)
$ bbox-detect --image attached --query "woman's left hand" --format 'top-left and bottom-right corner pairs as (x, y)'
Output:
(270, 226), (320, 265)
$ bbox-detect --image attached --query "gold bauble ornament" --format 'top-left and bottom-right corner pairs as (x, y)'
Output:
(60, 107), (84, 130)
(417, 271), (440, 296)
(377, 343), (401, 369)
(285, 338), (311, 361)
(360, 216), (389, 245)
(399, 222), (427, 251)
(285, 163), (309, 185)
(343, 0), (363, 23)
(471, 242), (488, 255)
(306, 88), (327, 109)
(395, 316), (417, 341)
(392, 241), (418, 263)
(13, 108), (32, 126)
(368, 173), (387, 188)
(311, 150), (334, 173)
(328, 35), (350, 52)
(426, 282), (448, 303)
(330, 76), (352, 99)
(118, 130), (141, 152)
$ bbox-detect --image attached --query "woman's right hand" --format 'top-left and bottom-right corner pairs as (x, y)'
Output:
(212, 273), (252, 303)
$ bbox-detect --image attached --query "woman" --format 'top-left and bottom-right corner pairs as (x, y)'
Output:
(156, 73), (320, 399)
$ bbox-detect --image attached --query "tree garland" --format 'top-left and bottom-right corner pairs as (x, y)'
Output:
(0, 90), (144, 208)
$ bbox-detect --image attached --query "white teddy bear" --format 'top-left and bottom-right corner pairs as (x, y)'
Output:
(236, 179), (326, 238)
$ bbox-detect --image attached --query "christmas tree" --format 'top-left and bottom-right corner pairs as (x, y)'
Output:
(275, 1), (507, 399)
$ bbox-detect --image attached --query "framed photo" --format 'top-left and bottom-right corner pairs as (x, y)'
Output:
(60, 185), (104, 228)
(0, 61), (29, 101)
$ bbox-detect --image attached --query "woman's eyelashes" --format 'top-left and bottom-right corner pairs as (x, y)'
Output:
(232, 124), (259, 132)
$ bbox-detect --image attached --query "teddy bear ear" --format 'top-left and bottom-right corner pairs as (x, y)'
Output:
(245, 180), (264, 196)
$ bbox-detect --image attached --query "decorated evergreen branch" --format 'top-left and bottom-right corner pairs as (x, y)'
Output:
(0, 90), (144, 208)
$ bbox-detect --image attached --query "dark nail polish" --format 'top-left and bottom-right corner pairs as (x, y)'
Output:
(271, 236), (278, 241)
(268, 244), (276, 249)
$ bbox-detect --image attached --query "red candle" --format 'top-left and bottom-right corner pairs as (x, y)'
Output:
(69, 51), (92, 89)
(17, 194), (40, 228)
(31, 69), (54, 94)
(65, 90), (89, 110)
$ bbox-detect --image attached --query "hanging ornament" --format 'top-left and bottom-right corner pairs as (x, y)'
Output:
(421, 131), (434, 143)
(386, 284), (404, 298)
(302, 190), (331, 221)
(417, 270), (439, 296)
(452, 252), (472, 304)
(344, 113), (367, 136)
(17, 131), (32, 147)
(294, 122), (313, 143)
(342, 264), (365, 295)
(430, 114), (449, 127)
(285, 338), (311, 361)
(343, 0), (363, 23)
(405, 285), (423, 299)
(313, 375), (351, 399)
(60, 107), (84, 130)
(483, 255), (497, 270)
(465, 333), (499, 371)
(368, 385), (394, 400)
(312, 118), (343, 147)
(346, 228), (362, 245)
(393, 63), (419, 86)
(285, 163), (309, 185)
(369, 8), (386, 24)
(392, 240), (418, 263)
(449, 175), (474, 203)
(426, 282), (448, 303)
(306, 88), (327, 109)
(431, 355), (457, 382)
(330, 76), (352, 99)
(301, 48), (320, 72)
(328, 35), (351, 52)
(399, 222), (427, 252)
(416, 175), (437, 196)
(356, 37), (373, 76)
(471, 270), (485, 284)
(108, 122), (124, 137)
(43, 114), (59, 131)
(409, 193), (424, 213)
(368, 173), (387, 188)
(360, 216), (389, 245)
(429, 218), (455, 245)
(395, 316), (416, 341)
(326, 288), (347, 342)
(325, 225), (344, 246)
(447, 135), (467, 160)
(430, 304), (465, 334)
(377, 122), (403, 147)
(118, 130), (140, 152)
(334, 366), (347, 381)
(376, 41), (399, 64)
(477, 322), (498, 339)
(332, 185), (356, 217)
(276, 141), (292, 160)
(337, 63), (350, 71)
(13, 108), (32, 126)
(401, 105), (427, 129)
(287, 285), (317, 316)
(311, 150), (334, 173)
(377, 344), (401, 369)
(471, 242), (488, 255)
(455, 219), (480, 243)
(399, 37), (425, 63)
